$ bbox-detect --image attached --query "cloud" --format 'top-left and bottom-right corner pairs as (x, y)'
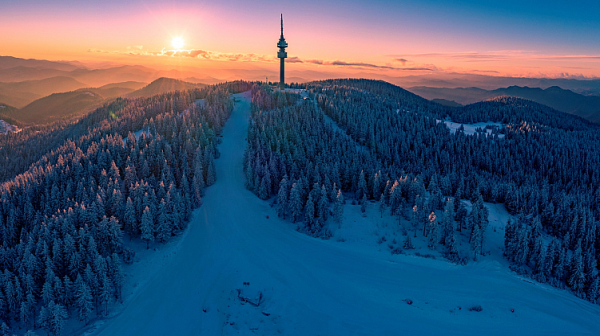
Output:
(472, 69), (500, 73)
(394, 58), (408, 65)
(186, 49), (210, 58)
(331, 61), (396, 69)
(536, 55), (600, 61)
(389, 51), (600, 63)
(88, 47), (436, 71)
(287, 57), (303, 63)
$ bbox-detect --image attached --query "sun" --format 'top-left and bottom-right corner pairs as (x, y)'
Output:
(172, 37), (184, 50)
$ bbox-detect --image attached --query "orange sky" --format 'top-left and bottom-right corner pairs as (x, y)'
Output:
(2, 0), (600, 79)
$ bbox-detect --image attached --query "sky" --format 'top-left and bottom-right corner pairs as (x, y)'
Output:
(1, 0), (600, 78)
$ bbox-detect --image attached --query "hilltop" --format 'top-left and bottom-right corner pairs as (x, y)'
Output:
(126, 77), (206, 98)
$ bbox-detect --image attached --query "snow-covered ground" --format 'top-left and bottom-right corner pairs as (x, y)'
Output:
(438, 120), (505, 138)
(282, 88), (308, 99)
(91, 91), (600, 336)
(0, 120), (19, 134)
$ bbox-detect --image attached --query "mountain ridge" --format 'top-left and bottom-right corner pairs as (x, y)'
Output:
(410, 85), (600, 123)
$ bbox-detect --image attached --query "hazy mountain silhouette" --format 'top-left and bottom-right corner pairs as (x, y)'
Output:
(0, 76), (89, 108)
(0, 56), (80, 71)
(0, 103), (21, 126)
(4, 83), (145, 125)
(431, 98), (463, 107)
(10, 89), (108, 124)
(127, 77), (205, 98)
(410, 85), (600, 123)
(98, 81), (147, 90)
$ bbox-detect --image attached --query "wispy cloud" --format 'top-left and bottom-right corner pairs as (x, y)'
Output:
(88, 47), (436, 71)
(303, 59), (433, 71)
(536, 55), (600, 61)
(287, 56), (303, 63)
(331, 61), (396, 69)
(389, 51), (600, 63)
(471, 69), (500, 74)
(394, 58), (408, 65)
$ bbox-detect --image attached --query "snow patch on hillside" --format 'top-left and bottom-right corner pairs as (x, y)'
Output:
(0, 120), (19, 134)
(439, 120), (506, 138)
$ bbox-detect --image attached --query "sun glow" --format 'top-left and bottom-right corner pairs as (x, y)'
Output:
(172, 37), (184, 50)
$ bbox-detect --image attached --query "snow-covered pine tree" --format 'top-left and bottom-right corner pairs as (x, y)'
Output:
(318, 185), (329, 221)
(334, 189), (344, 224)
(440, 198), (455, 245)
(361, 194), (367, 213)
(568, 244), (586, 295)
(289, 182), (303, 223)
(403, 233), (414, 249)
(277, 176), (289, 218)
(427, 212), (438, 250)
(470, 222), (482, 260)
(304, 194), (316, 232)
(75, 275), (93, 324)
(378, 193), (386, 218)
(156, 199), (170, 243)
(141, 206), (154, 249)
(124, 197), (137, 236)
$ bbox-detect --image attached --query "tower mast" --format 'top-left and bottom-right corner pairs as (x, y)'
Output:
(277, 14), (288, 90)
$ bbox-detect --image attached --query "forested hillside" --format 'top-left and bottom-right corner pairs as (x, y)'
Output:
(246, 79), (600, 304)
(0, 81), (252, 334)
(410, 85), (600, 123)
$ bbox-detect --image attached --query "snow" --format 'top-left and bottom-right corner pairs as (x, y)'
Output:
(0, 120), (19, 135)
(439, 120), (505, 139)
(91, 91), (600, 336)
(282, 88), (308, 99)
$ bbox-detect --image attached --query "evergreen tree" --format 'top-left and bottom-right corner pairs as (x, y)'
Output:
(99, 274), (113, 315)
(289, 183), (303, 223)
(568, 245), (586, 295)
(156, 200), (170, 243)
(360, 194), (367, 213)
(141, 206), (154, 249)
(334, 190), (344, 224)
(318, 185), (329, 221)
(277, 176), (289, 218)
(304, 194), (315, 231)
(470, 222), (482, 260)
(427, 212), (438, 250)
(378, 193), (386, 218)
(75, 275), (93, 324)
(124, 197), (137, 236)
(403, 234), (414, 249)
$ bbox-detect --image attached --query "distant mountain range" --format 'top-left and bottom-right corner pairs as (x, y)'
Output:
(410, 85), (600, 123)
(0, 76), (89, 108)
(0, 77), (204, 125)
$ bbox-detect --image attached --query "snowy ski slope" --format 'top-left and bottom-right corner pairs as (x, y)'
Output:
(91, 91), (600, 335)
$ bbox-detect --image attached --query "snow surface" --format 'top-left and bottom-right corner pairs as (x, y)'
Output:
(438, 120), (505, 138)
(0, 120), (19, 135)
(91, 91), (600, 336)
